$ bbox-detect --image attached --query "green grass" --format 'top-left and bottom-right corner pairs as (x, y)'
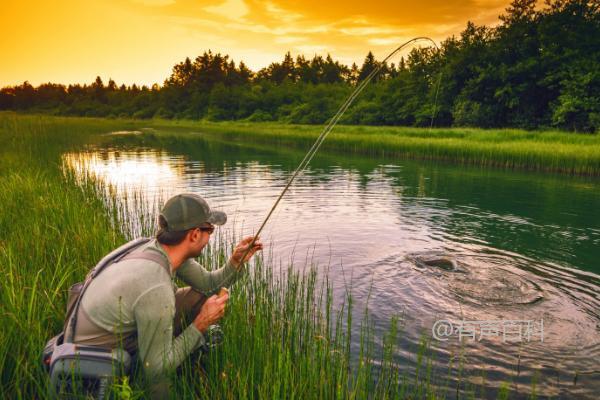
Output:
(6, 112), (600, 175)
(138, 119), (600, 176)
(0, 112), (539, 399)
(0, 113), (135, 397)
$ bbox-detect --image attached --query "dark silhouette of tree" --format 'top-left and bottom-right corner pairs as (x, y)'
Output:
(92, 76), (106, 103)
(257, 51), (297, 83)
(165, 57), (194, 87)
(347, 63), (360, 86)
(107, 79), (117, 91)
(322, 54), (348, 84)
(358, 51), (377, 83)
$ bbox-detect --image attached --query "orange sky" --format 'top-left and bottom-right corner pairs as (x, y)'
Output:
(0, 0), (509, 87)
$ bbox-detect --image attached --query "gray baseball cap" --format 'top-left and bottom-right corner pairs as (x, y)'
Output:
(159, 193), (227, 232)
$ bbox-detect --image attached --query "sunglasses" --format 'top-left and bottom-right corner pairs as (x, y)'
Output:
(197, 225), (215, 234)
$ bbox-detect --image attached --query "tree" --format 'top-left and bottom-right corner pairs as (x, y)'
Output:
(165, 57), (194, 87)
(358, 51), (378, 82)
(258, 52), (296, 84)
(107, 79), (117, 91)
(2, 1), (599, 130)
(347, 63), (360, 86)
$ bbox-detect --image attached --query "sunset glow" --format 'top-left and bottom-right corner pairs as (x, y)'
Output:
(1, 0), (508, 87)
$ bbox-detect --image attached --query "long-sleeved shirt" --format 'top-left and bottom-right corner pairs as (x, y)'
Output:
(72, 238), (245, 398)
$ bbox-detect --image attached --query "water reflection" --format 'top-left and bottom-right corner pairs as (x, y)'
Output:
(62, 134), (600, 399)
(64, 150), (183, 191)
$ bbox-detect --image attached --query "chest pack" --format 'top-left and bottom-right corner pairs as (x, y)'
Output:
(42, 237), (169, 399)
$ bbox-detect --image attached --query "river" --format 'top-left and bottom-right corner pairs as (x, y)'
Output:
(63, 128), (600, 399)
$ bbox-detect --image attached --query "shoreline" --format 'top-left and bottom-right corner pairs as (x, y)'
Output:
(5, 112), (599, 176)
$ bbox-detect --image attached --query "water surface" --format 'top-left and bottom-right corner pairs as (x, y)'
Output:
(64, 130), (600, 399)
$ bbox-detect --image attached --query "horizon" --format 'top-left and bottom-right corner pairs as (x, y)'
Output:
(0, 0), (510, 87)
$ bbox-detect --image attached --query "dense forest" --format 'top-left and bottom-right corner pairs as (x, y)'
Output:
(1, 0), (598, 132)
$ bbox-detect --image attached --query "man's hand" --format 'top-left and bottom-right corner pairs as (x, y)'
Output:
(230, 236), (263, 269)
(193, 292), (229, 333)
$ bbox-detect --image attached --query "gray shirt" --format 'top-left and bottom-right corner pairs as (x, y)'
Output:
(72, 238), (245, 397)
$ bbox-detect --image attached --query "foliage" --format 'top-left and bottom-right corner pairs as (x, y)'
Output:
(1, 0), (599, 132)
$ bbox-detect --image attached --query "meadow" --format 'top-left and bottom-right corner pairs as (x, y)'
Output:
(0, 112), (550, 399)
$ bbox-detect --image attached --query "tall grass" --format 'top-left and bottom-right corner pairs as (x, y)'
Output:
(141, 119), (600, 176)
(0, 112), (536, 399)
(0, 113), (131, 397)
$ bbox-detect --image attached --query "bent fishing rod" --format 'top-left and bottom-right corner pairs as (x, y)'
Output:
(237, 37), (441, 263)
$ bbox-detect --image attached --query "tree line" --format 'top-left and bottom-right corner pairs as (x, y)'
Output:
(1, 0), (598, 132)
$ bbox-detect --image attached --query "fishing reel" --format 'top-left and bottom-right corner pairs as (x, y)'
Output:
(200, 287), (227, 352)
(201, 324), (224, 352)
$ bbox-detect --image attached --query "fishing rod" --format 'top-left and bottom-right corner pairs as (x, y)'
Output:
(236, 37), (442, 264)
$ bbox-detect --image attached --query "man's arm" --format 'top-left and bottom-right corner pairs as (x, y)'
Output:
(176, 258), (245, 296)
(176, 236), (262, 295)
(133, 283), (205, 398)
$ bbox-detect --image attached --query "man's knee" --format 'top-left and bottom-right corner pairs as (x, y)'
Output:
(174, 287), (207, 326)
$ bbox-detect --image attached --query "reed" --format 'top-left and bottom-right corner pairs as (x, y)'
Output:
(0, 112), (538, 399)
(0, 113), (129, 398)
(142, 119), (600, 176)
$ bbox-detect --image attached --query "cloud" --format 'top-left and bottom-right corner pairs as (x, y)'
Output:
(121, 0), (507, 48)
(339, 26), (398, 36)
(264, 1), (303, 24)
(368, 37), (411, 46)
(261, 0), (507, 25)
(130, 0), (175, 5)
(205, 0), (249, 21)
(294, 44), (328, 54)
(1, 0), (513, 86)
(275, 36), (308, 44)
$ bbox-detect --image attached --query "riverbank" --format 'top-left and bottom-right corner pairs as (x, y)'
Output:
(5, 112), (600, 175)
(1, 112), (539, 398)
(0, 114), (130, 397)
(121, 118), (600, 176)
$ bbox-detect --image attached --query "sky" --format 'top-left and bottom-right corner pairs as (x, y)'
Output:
(0, 0), (510, 87)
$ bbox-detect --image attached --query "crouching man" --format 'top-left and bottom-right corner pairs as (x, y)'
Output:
(65, 193), (263, 398)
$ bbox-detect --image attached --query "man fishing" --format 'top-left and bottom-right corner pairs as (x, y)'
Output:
(49, 37), (439, 399)
(65, 193), (263, 397)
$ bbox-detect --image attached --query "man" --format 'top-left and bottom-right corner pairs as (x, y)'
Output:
(66, 193), (263, 397)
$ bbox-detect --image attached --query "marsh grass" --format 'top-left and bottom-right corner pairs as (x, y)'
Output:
(140, 119), (600, 176)
(0, 113), (130, 397)
(0, 112), (539, 399)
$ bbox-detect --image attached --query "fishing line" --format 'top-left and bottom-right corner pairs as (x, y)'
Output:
(430, 67), (443, 130)
(237, 37), (441, 262)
